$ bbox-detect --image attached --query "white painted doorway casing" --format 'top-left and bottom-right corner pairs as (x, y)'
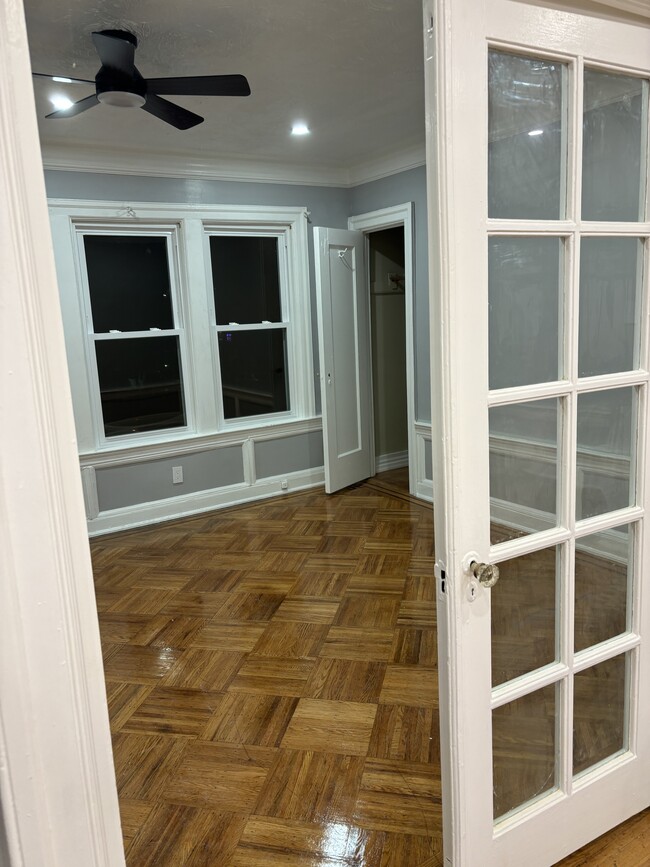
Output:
(348, 202), (417, 496)
(0, 0), (125, 864)
(426, 0), (650, 865)
(314, 227), (373, 493)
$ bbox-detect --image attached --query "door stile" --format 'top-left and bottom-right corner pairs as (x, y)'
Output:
(425, 0), (496, 862)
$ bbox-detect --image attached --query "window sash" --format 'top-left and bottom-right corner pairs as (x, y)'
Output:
(77, 226), (193, 444)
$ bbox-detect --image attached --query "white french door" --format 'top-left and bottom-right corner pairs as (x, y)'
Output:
(426, 0), (650, 864)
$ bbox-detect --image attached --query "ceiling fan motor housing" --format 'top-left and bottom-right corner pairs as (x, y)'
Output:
(95, 30), (146, 108)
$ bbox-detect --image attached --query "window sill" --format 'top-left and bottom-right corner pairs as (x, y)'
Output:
(79, 415), (323, 468)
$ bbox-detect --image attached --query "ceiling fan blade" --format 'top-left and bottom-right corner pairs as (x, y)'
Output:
(32, 72), (94, 85)
(45, 93), (100, 118)
(145, 74), (251, 97)
(92, 31), (135, 74)
(141, 93), (203, 130)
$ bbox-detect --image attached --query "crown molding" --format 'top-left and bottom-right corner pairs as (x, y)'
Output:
(40, 140), (426, 189)
(40, 142), (351, 187)
(347, 143), (426, 186)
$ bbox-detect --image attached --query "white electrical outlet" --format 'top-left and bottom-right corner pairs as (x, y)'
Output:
(281, 479), (288, 490)
(172, 466), (183, 484)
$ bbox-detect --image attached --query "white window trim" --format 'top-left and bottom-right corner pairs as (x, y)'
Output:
(74, 222), (195, 447)
(48, 199), (315, 454)
(204, 223), (296, 430)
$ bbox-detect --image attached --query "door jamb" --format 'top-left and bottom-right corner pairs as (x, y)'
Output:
(0, 1), (125, 864)
(348, 203), (416, 495)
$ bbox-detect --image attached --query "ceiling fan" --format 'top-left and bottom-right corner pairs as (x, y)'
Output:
(33, 29), (251, 130)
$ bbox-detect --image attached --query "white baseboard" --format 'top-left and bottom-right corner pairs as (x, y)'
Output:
(416, 478), (433, 503)
(375, 449), (409, 473)
(87, 467), (325, 536)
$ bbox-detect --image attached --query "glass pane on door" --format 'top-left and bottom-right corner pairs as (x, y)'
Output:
(493, 684), (557, 820)
(576, 387), (636, 520)
(582, 70), (646, 222)
(490, 398), (559, 543)
(489, 236), (563, 389)
(578, 237), (643, 377)
(492, 546), (559, 686)
(573, 654), (628, 776)
(574, 524), (631, 651)
(488, 51), (567, 219)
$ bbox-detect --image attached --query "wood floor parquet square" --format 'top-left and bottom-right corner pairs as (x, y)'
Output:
(272, 598), (340, 623)
(228, 656), (316, 697)
(203, 693), (298, 746)
(251, 621), (328, 658)
(319, 627), (394, 662)
(368, 705), (439, 764)
(192, 622), (267, 651)
(304, 658), (386, 703)
(113, 733), (188, 801)
(281, 699), (377, 756)
(164, 741), (275, 811)
(335, 593), (401, 630)
(354, 758), (442, 835)
(286, 571), (350, 599)
(391, 628), (437, 666)
(125, 805), (246, 867)
(380, 666), (438, 708)
(103, 645), (184, 685)
(160, 648), (244, 691)
(254, 750), (365, 822)
(212, 592), (285, 623)
(120, 687), (223, 736)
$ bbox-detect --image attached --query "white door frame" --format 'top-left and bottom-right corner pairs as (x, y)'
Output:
(348, 203), (416, 495)
(0, 2), (125, 865)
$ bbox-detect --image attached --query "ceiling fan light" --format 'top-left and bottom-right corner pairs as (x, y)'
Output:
(50, 94), (74, 110)
(97, 91), (146, 108)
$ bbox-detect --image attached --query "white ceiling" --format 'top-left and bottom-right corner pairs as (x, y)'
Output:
(24, 0), (426, 183)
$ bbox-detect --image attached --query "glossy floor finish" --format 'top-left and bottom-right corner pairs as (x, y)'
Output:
(94, 469), (442, 866)
(92, 469), (650, 865)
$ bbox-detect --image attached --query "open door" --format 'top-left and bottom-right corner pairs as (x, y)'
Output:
(314, 227), (373, 493)
(427, 0), (650, 864)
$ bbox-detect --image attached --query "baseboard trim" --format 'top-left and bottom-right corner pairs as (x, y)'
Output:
(87, 467), (325, 536)
(375, 450), (409, 473)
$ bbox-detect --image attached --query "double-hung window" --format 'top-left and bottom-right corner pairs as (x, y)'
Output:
(80, 227), (189, 440)
(207, 229), (292, 423)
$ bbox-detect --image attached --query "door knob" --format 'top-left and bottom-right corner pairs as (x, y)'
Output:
(470, 560), (500, 588)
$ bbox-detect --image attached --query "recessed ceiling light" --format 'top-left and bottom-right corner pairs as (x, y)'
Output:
(52, 76), (73, 83)
(50, 94), (74, 111)
(291, 122), (310, 136)
(528, 128), (544, 136)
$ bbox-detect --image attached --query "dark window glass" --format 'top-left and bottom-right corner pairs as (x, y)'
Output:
(95, 336), (185, 437)
(210, 236), (281, 325)
(218, 329), (288, 419)
(84, 236), (174, 332)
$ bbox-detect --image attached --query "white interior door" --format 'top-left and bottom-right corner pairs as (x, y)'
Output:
(426, 0), (650, 864)
(314, 227), (373, 493)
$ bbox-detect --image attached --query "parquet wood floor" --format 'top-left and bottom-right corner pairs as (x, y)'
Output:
(92, 468), (650, 865)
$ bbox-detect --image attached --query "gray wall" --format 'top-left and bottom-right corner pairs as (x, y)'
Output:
(45, 166), (431, 516)
(95, 446), (245, 511)
(349, 165), (430, 422)
(45, 164), (432, 424)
